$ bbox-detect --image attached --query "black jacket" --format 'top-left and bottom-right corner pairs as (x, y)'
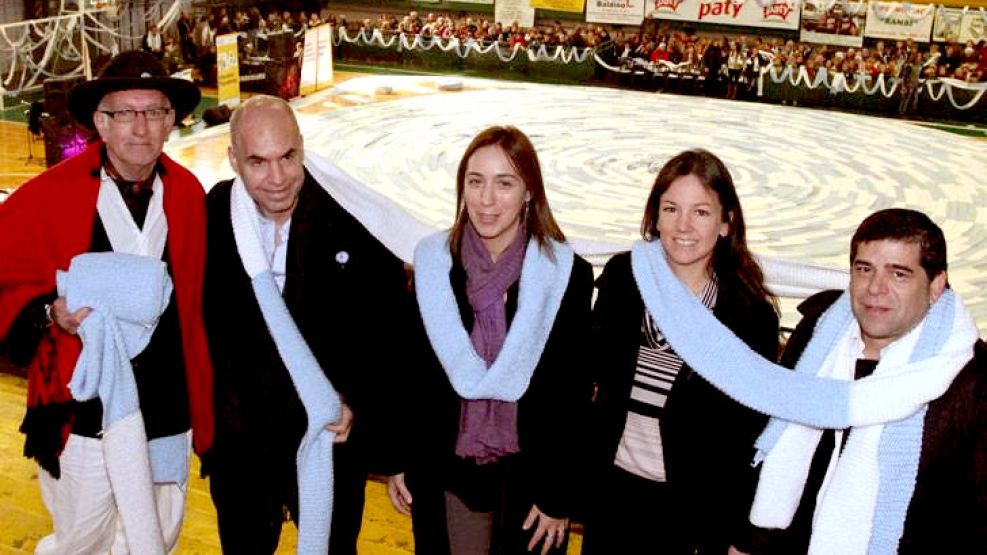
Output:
(589, 251), (779, 552)
(402, 250), (594, 555)
(203, 172), (416, 476)
(759, 290), (987, 555)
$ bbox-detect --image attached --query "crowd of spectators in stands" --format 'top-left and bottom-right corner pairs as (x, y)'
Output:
(149, 4), (987, 90)
(615, 27), (986, 86)
(149, 7), (331, 84)
(762, 36), (986, 83)
(333, 10), (612, 51)
(322, 9), (987, 85)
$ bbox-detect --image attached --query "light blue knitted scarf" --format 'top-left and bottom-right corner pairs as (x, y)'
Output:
(59, 251), (177, 554)
(414, 231), (573, 401)
(630, 240), (852, 426)
(231, 179), (341, 554)
(629, 239), (977, 554)
(60, 252), (171, 433)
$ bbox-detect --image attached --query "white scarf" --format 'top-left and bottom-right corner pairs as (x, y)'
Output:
(302, 151), (434, 264)
(96, 171), (167, 260)
(750, 294), (977, 555)
(96, 171), (189, 485)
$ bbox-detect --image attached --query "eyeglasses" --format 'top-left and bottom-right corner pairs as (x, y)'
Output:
(98, 107), (173, 122)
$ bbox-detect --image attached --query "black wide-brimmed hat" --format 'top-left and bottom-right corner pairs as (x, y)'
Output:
(68, 50), (201, 129)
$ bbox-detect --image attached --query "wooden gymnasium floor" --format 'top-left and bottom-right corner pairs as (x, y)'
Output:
(0, 372), (418, 554)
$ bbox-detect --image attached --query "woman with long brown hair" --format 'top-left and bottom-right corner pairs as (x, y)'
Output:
(387, 126), (593, 554)
(583, 149), (779, 554)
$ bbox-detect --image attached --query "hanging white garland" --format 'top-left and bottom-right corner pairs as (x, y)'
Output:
(1, 7), (131, 98)
(924, 78), (987, 110)
(925, 79), (949, 102)
(370, 29), (398, 49)
(945, 85), (985, 110)
(758, 64), (983, 110)
(495, 43), (523, 63)
(155, 0), (182, 36)
(765, 65), (829, 91)
(84, 9), (148, 41)
(333, 27), (591, 66)
(83, 13), (123, 36)
(934, 78), (987, 110)
(832, 72), (898, 97)
(655, 59), (698, 72)
(593, 52), (627, 73)
(82, 25), (118, 55)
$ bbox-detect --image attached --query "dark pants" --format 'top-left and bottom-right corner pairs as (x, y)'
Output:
(209, 441), (367, 554)
(581, 465), (692, 555)
(409, 454), (569, 555)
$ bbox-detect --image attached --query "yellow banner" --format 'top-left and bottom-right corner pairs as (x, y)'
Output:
(529, 0), (585, 13)
(216, 33), (240, 108)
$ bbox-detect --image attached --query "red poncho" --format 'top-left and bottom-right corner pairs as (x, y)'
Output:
(0, 142), (214, 456)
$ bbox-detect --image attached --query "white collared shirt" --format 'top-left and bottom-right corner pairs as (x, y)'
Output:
(844, 323), (867, 378)
(254, 206), (291, 293)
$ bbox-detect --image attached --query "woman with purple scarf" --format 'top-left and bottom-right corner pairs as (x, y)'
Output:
(386, 126), (593, 554)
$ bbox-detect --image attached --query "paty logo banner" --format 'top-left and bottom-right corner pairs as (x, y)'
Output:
(648, 0), (799, 29)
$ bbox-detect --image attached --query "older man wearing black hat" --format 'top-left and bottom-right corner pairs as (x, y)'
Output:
(0, 50), (213, 553)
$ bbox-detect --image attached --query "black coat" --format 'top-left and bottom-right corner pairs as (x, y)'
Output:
(203, 173), (416, 476)
(760, 290), (987, 555)
(402, 251), (594, 555)
(588, 251), (779, 552)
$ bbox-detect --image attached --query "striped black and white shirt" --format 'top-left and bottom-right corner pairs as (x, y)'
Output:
(614, 276), (718, 482)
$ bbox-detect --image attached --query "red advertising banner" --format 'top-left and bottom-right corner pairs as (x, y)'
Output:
(648, 0), (799, 31)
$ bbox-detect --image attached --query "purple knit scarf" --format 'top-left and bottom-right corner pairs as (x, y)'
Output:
(454, 222), (527, 464)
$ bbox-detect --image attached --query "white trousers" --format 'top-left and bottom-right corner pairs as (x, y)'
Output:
(35, 433), (187, 555)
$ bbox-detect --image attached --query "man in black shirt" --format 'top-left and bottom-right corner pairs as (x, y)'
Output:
(202, 95), (416, 555)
